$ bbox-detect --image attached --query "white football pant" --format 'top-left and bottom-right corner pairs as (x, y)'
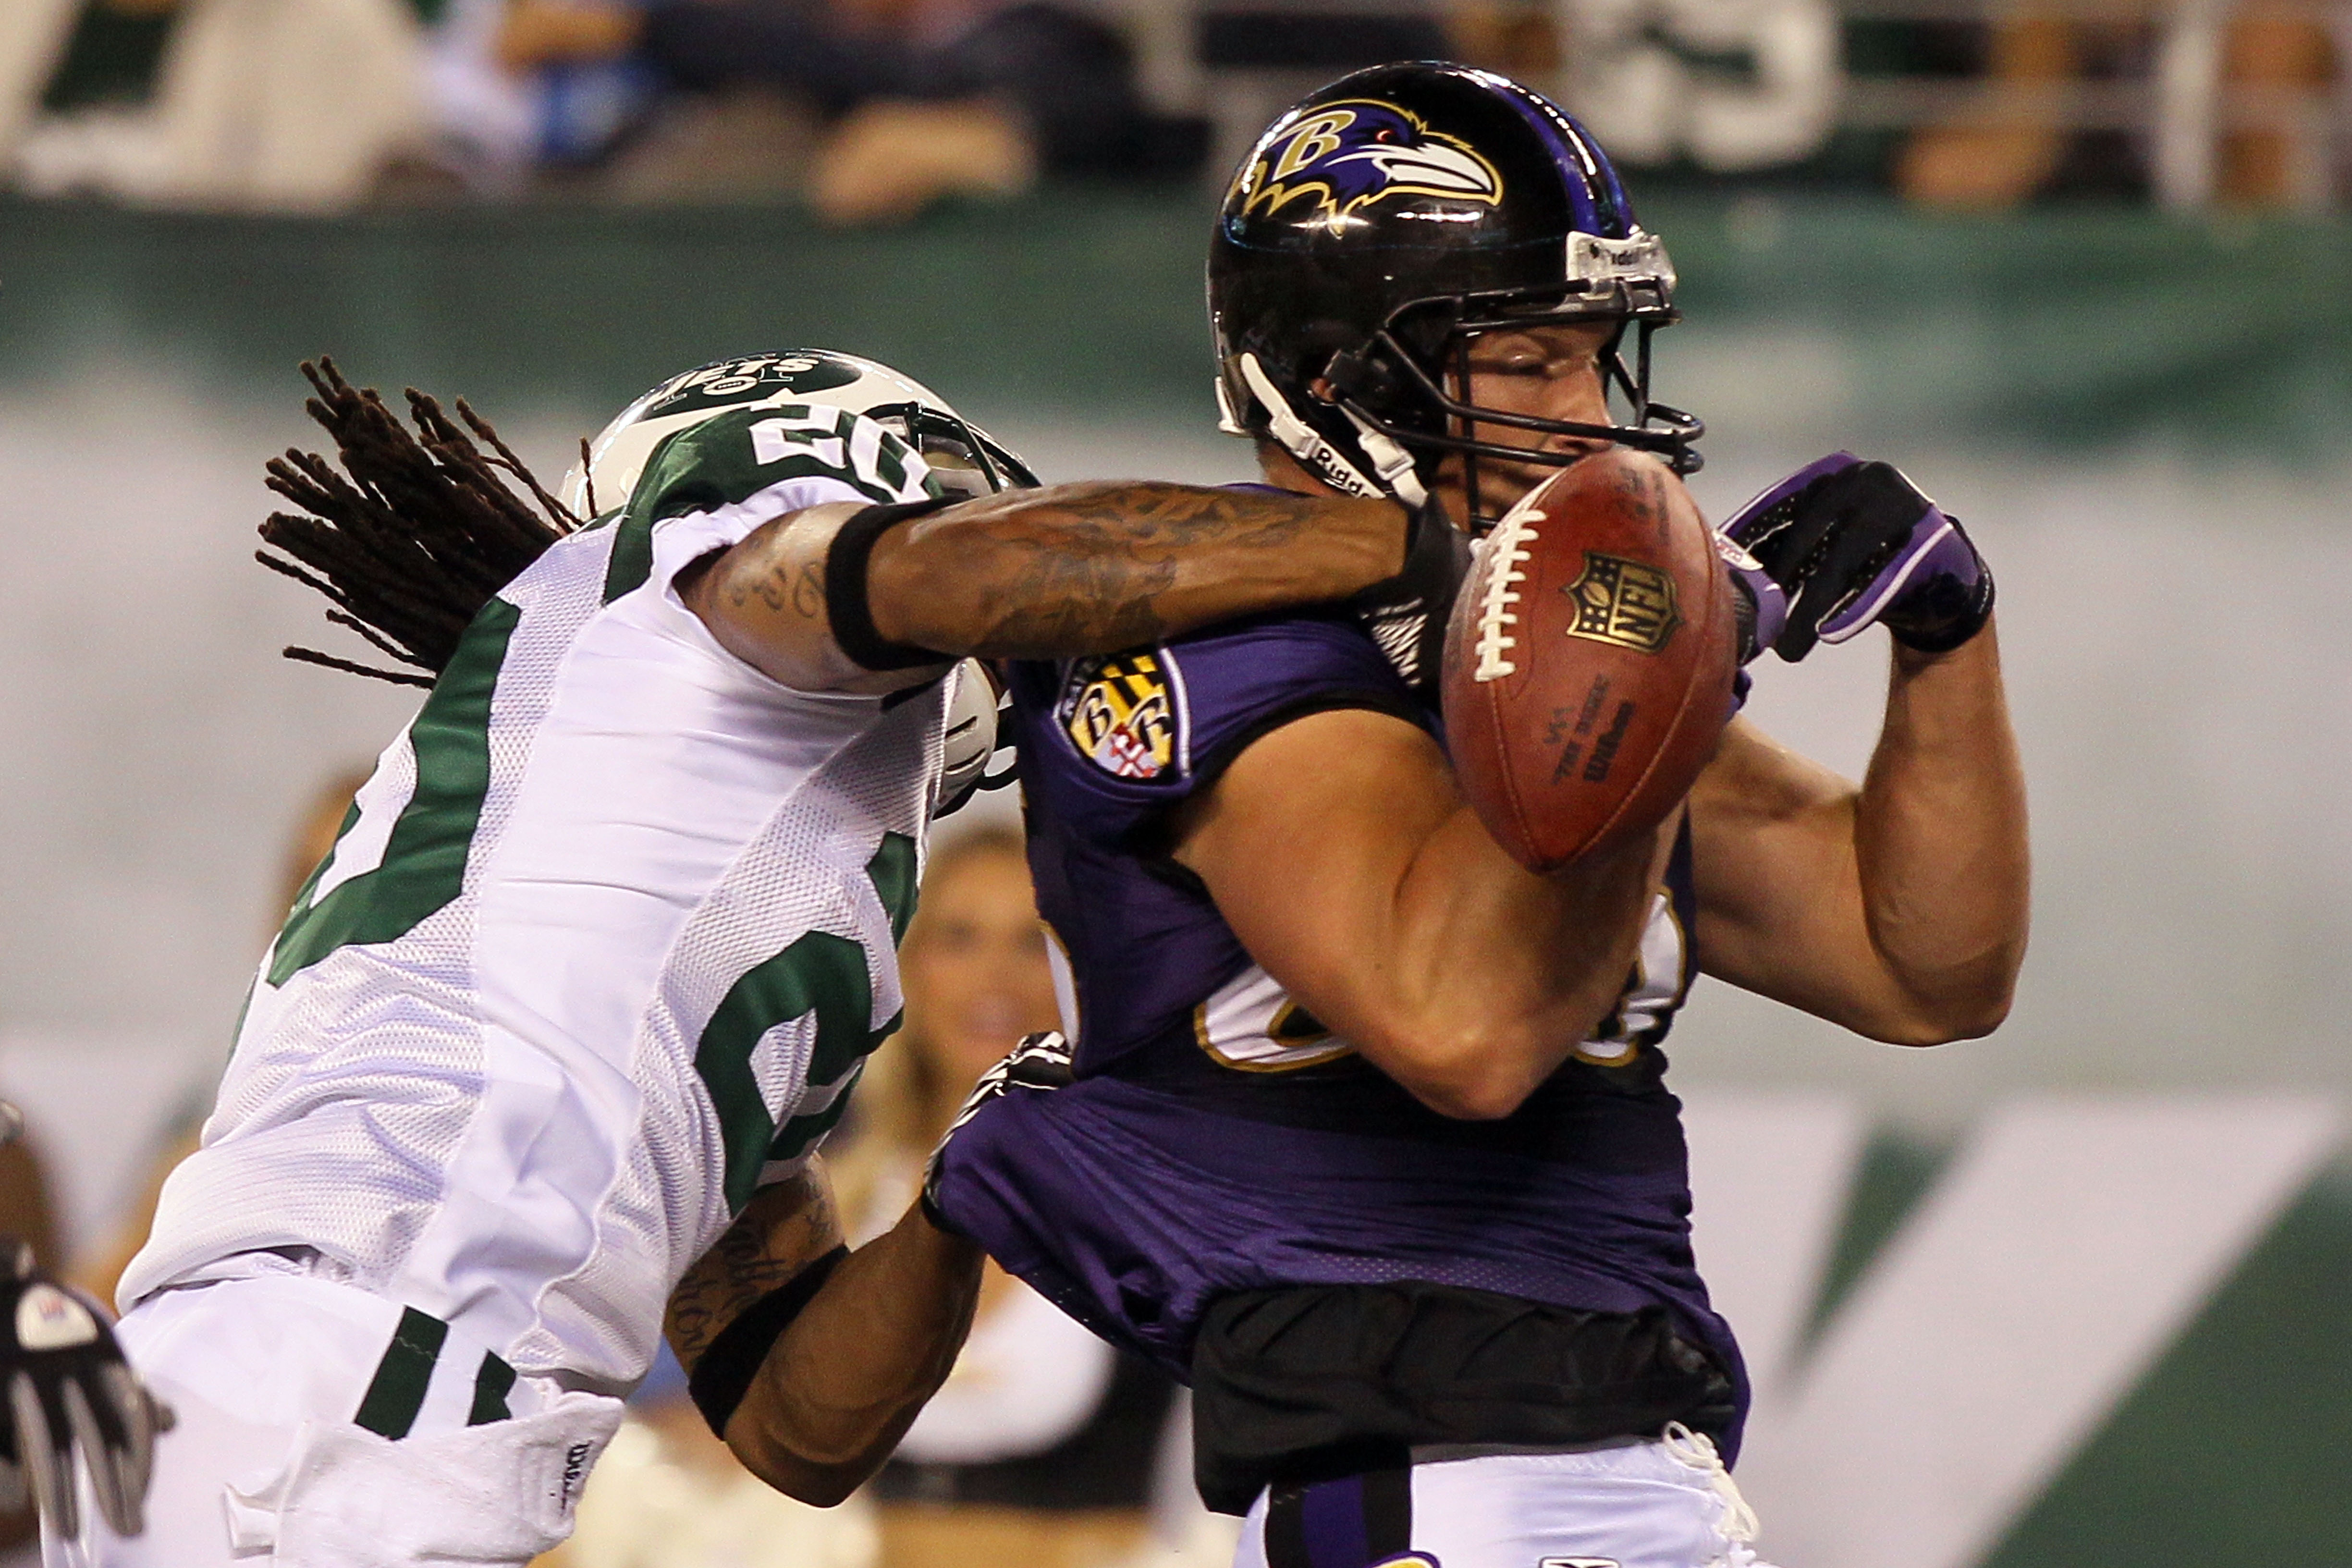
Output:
(56, 1267), (622, 1567)
(1233, 1428), (1779, 1568)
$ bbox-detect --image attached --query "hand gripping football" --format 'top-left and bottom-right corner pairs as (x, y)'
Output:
(1442, 449), (1738, 872)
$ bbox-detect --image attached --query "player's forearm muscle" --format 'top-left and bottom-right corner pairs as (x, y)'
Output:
(1178, 710), (1661, 1120)
(1857, 624), (2029, 1032)
(869, 482), (1406, 658)
(1691, 622), (2028, 1042)
(665, 1169), (845, 1374)
(664, 1172), (982, 1506)
(720, 1206), (980, 1505)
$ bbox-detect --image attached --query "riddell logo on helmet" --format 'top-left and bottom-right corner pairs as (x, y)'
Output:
(1238, 101), (1503, 233)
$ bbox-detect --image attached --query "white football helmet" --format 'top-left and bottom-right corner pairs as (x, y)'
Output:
(558, 348), (1039, 518)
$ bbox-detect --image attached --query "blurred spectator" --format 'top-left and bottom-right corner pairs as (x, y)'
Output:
(1896, 1), (2340, 208)
(831, 825), (1179, 1568)
(1449, 0), (1564, 77)
(1559, 0), (1843, 171)
(1196, 4), (1451, 69)
(636, 0), (1206, 221)
(2, 0), (428, 208)
(418, 0), (659, 188)
(2213, 2), (2340, 201)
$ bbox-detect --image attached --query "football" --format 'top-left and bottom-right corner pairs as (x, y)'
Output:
(1442, 448), (1739, 873)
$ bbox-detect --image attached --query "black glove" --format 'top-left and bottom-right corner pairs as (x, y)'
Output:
(1348, 497), (1471, 702)
(1723, 454), (1994, 663)
(0, 1242), (172, 1540)
(920, 1030), (1074, 1233)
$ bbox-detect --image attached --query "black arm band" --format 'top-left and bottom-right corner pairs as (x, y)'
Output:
(824, 498), (960, 671)
(686, 1242), (851, 1439)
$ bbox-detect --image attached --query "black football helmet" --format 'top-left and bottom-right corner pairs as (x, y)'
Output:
(1209, 62), (1701, 527)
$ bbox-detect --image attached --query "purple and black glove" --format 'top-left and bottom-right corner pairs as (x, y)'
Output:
(1718, 453), (1993, 663)
(921, 1030), (1073, 1235)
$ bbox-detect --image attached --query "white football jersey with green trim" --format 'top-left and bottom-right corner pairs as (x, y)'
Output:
(122, 407), (948, 1391)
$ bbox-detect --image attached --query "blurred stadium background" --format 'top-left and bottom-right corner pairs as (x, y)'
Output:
(0, 0), (2347, 1564)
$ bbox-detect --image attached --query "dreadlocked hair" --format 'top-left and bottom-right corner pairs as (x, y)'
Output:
(259, 357), (581, 687)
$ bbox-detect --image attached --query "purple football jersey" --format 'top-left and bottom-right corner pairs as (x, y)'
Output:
(928, 608), (1748, 1452)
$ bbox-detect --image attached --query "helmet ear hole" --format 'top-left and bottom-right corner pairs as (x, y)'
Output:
(1322, 349), (1381, 404)
(1323, 344), (1424, 423)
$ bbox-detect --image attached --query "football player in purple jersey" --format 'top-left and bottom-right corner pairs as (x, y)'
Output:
(905, 62), (2029, 1568)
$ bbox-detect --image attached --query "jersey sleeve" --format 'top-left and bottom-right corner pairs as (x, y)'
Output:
(1012, 612), (1431, 851)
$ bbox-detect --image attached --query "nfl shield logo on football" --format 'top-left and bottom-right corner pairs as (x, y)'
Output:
(1564, 552), (1681, 654)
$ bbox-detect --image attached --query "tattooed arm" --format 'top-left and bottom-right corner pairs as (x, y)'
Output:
(664, 1160), (983, 1506)
(677, 482), (1407, 693)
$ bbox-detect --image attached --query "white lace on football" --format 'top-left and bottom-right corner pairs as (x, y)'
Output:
(1661, 1421), (1764, 1567)
(1471, 500), (1542, 682)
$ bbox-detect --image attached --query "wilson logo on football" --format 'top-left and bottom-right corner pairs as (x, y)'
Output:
(1061, 653), (1181, 780)
(1238, 100), (1503, 232)
(1565, 552), (1682, 654)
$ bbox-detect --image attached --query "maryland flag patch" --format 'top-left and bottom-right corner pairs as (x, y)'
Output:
(1059, 651), (1182, 780)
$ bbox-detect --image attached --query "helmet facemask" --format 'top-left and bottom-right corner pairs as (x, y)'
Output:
(864, 401), (1041, 499)
(1317, 235), (1703, 532)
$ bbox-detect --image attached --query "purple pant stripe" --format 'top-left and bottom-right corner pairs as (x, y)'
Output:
(1301, 1474), (1371, 1568)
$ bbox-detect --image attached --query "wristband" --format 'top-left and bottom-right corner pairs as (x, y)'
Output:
(823, 498), (959, 671)
(686, 1243), (850, 1439)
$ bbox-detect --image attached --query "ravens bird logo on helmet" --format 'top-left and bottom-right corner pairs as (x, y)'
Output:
(1237, 100), (1504, 232)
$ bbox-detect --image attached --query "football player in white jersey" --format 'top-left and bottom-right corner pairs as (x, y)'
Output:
(40, 349), (1450, 1566)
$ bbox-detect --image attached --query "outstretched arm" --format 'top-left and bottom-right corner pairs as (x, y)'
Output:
(1690, 624), (2029, 1043)
(664, 1163), (980, 1507)
(680, 483), (1408, 692)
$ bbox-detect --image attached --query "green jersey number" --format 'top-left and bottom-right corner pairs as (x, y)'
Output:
(695, 832), (919, 1212)
(269, 600), (518, 987)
